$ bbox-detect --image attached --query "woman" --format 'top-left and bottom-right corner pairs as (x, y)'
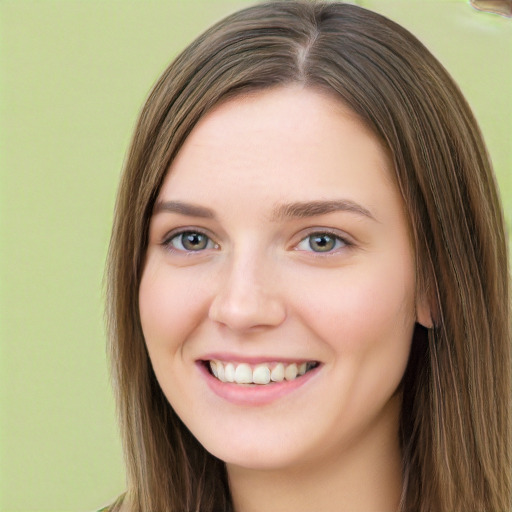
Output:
(105, 2), (510, 511)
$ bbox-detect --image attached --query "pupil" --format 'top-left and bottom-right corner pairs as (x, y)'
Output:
(183, 232), (206, 250)
(311, 234), (334, 252)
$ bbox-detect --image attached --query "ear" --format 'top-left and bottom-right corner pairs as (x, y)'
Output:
(416, 291), (434, 329)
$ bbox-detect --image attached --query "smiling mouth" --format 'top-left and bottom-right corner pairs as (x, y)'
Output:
(204, 360), (320, 385)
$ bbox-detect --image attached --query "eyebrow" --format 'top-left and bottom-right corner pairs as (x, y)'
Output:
(270, 199), (376, 222)
(153, 200), (215, 218)
(152, 199), (376, 222)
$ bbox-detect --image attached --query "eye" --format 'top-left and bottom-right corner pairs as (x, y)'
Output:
(166, 231), (217, 252)
(296, 232), (348, 253)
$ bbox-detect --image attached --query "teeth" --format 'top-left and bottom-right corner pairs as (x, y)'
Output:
(284, 363), (298, 380)
(217, 362), (226, 382)
(210, 361), (218, 378)
(253, 365), (271, 385)
(209, 360), (317, 385)
(235, 363), (253, 384)
(270, 363), (284, 382)
(225, 362), (235, 382)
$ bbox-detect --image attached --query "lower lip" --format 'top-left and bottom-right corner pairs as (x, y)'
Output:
(197, 362), (321, 406)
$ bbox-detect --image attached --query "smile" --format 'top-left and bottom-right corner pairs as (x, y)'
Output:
(207, 360), (319, 385)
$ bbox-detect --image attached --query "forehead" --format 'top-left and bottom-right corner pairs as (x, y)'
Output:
(158, 86), (399, 221)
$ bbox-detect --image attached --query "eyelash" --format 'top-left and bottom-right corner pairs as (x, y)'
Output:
(161, 229), (352, 255)
(162, 229), (218, 253)
(295, 230), (352, 254)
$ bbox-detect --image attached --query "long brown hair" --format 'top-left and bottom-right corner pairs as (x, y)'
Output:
(106, 2), (511, 510)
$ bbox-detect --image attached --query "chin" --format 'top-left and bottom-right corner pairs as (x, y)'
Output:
(195, 420), (312, 471)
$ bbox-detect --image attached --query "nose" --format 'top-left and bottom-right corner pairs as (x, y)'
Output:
(208, 255), (286, 332)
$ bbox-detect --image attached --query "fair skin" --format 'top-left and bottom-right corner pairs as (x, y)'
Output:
(139, 86), (431, 512)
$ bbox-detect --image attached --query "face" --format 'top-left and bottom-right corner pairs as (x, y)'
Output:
(139, 87), (428, 472)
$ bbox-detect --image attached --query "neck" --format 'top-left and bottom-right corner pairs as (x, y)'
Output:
(227, 395), (403, 512)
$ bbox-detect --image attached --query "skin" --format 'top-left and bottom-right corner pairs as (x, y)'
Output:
(139, 86), (431, 512)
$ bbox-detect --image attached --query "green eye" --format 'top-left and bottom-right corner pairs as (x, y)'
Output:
(169, 231), (215, 251)
(297, 233), (347, 253)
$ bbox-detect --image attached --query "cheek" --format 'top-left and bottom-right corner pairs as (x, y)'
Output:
(290, 257), (417, 356)
(138, 258), (212, 352)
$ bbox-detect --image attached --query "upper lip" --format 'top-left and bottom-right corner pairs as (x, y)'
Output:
(198, 352), (318, 364)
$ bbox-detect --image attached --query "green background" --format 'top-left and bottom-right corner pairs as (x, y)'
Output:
(0, 1), (510, 510)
